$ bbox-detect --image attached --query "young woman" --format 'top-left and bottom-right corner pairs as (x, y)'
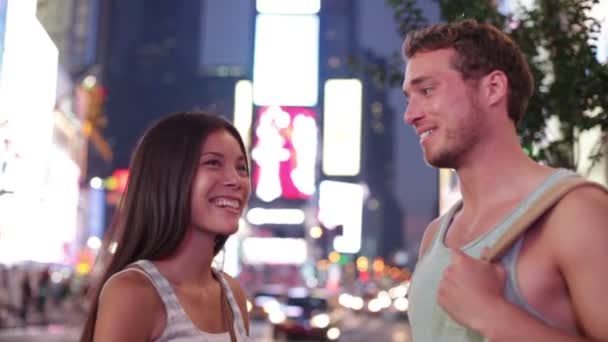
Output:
(80, 112), (252, 341)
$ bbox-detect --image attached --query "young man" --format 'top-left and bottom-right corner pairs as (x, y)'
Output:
(402, 20), (608, 341)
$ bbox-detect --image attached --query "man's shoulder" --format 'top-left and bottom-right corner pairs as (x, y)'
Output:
(542, 180), (608, 251)
(548, 180), (608, 223)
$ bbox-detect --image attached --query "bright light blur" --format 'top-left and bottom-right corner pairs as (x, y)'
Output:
(256, 0), (320, 14)
(356, 256), (369, 271)
(108, 241), (118, 254)
(327, 327), (341, 340)
(0, 0), (56, 159)
(83, 75), (97, 88)
(393, 297), (410, 312)
(377, 291), (392, 309)
(253, 14), (319, 106)
(242, 237), (307, 264)
(233, 80), (253, 151)
(246, 207), (305, 225)
(50, 271), (63, 284)
(246, 299), (253, 312)
(389, 284), (409, 299)
(350, 296), (364, 311)
(86, 236), (102, 250)
(328, 251), (340, 264)
(317, 181), (364, 254)
(311, 313), (330, 328)
(287, 287), (309, 298)
(367, 298), (382, 313)
(322, 79), (362, 176)
(309, 226), (323, 239)
(338, 293), (352, 308)
(268, 310), (286, 324)
(439, 169), (461, 215)
(262, 299), (281, 314)
(89, 177), (103, 189)
(250, 106), (317, 202)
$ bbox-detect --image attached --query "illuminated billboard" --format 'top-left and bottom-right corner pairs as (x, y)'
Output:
(242, 237), (307, 264)
(233, 80), (253, 152)
(0, 0), (6, 83)
(322, 79), (362, 176)
(251, 106), (317, 202)
(438, 168), (461, 215)
(256, 0), (320, 14)
(252, 14), (319, 106)
(318, 180), (364, 254)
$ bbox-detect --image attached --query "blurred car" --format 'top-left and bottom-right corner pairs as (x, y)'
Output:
(271, 290), (342, 341)
(249, 285), (287, 321)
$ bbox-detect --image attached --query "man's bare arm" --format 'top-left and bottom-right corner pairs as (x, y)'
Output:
(478, 185), (608, 342)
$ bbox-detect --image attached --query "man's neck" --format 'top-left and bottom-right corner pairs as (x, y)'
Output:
(455, 134), (547, 215)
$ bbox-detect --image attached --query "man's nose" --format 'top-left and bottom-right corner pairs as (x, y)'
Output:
(403, 99), (422, 126)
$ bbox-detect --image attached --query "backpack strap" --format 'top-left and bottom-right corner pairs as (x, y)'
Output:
(481, 176), (603, 262)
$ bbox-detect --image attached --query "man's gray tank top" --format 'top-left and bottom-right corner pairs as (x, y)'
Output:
(112, 260), (251, 342)
(408, 169), (577, 341)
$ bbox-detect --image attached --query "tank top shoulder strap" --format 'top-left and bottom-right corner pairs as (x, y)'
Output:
(478, 168), (579, 249)
(429, 199), (463, 252)
(212, 268), (248, 339)
(129, 260), (185, 323)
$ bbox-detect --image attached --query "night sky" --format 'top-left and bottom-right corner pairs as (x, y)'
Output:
(102, 0), (441, 259)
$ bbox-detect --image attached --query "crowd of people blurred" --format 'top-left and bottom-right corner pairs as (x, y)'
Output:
(0, 263), (88, 328)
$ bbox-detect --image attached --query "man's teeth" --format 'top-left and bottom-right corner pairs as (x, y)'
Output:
(421, 130), (434, 139)
(214, 198), (239, 209)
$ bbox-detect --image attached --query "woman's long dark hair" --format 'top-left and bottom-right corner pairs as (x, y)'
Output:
(79, 112), (248, 342)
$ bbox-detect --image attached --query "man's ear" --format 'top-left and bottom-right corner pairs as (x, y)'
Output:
(481, 70), (508, 108)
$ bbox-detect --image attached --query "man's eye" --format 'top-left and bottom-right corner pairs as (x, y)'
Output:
(422, 87), (433, 96)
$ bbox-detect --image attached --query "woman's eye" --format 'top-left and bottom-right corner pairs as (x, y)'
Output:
(203, 159), (221, 166)
(237, 165), (249, 175)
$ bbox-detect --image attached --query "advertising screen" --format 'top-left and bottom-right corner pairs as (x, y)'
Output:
(251, 106), (317, 202)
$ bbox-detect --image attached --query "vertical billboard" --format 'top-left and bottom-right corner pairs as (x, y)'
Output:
(251, 106), (317, 202)
(438, 168), (461, 215)
(256, 0), (320, 14)
(322, 79), (362, 176)
(0, 0), (7, 86)
(233, 80), (253, 152)
(318, 180), (364, 254)
(252, 14), (319, 106)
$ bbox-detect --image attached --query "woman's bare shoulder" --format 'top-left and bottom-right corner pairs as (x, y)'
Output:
(94, 269), (165, 341)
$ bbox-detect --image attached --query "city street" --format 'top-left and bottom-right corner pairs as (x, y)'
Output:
(0, 311), (411, 342)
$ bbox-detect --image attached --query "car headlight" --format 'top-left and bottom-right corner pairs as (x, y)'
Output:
(311, 313), (330, 328)
(268, 310), (286, 324)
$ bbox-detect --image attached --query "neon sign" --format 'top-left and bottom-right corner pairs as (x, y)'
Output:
(251, 106), (317, 202)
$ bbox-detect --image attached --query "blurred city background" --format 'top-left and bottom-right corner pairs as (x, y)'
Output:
(0, 0), (606, 341)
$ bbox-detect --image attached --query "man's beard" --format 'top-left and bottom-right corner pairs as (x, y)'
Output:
(425, 110), (483, 169)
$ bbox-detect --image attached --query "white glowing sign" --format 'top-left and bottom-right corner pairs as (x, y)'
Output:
(233, 80), (253, 151)
(246, 207), (306, 225)
(318, 180), (364, 254)
(252, 14), (319, 106)
(251, 106), (317, 202)
(322, 79), (362, 176)
(242, 237), (307, 264)
(438, 169), (461, 215)
(256, 0), (320, 14)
